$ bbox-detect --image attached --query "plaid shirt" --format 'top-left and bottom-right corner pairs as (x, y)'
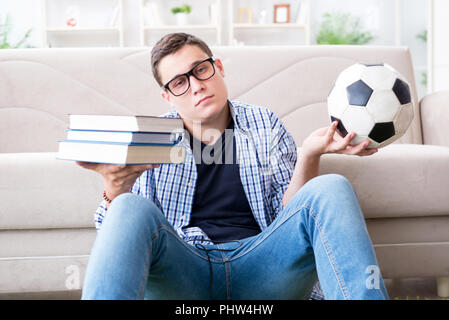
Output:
(93, 100), (325, 300)
(94, 100), (297, 244)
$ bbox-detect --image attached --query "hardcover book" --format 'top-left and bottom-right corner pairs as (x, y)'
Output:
(57, 140), (185, 164)
(68, 114), (184, 133)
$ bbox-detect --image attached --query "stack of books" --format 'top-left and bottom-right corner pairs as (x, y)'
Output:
(57, 114), (186, 164)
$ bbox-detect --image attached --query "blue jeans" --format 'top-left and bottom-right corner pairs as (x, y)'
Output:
(81, 174), (389, 300)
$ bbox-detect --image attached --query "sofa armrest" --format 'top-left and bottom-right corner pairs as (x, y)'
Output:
(318, 144), (449, 219)
(0, 152), (103, 230)
(420, 90), (449, 147)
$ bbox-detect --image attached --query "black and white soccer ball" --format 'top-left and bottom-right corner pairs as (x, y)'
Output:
(328, 63), (414, 148)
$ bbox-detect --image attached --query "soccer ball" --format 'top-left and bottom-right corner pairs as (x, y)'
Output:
(327, 63), (414, 148)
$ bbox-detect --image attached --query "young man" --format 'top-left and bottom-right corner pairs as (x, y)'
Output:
(79, 33), (388, 300)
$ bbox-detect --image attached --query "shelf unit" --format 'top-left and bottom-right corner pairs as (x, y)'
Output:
(229, 0), (311, 46)
(41, 0), (124, 48)
(39, 0), (312, 47)
(232, 23), (306, 29)
(139, 0), (222, 47)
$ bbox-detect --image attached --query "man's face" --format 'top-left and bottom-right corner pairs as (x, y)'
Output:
(159, 45), (228, 125)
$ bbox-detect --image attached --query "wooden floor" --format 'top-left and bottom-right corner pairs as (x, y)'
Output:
(385, 278), (448, 300)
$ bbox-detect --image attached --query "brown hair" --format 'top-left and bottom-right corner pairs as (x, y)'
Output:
(151, 33), (213, 87)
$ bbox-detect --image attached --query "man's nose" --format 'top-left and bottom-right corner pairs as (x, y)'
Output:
(189, 75), (205, 94)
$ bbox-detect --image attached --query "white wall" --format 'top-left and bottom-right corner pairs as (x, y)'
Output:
(430, 0), (449, 92)
(122, 0), (141, 47)
(0, 0), (42, 48)
(399, 0), (428, 98)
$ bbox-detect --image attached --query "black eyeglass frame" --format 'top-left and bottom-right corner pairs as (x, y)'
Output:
(163, 57), (216, 96)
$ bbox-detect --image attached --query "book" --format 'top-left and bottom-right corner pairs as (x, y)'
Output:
(57, 140), (186, 164)
(68, 114), (184, 133)
(66, 129), (182, 145)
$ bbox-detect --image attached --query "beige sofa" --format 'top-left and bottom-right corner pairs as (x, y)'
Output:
(1, 46), (448, 299)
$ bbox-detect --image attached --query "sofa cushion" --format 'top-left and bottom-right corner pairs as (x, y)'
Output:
(420, 90), (449, 147)
(319, 144), (449, 219)
(0, 228), (96, 258)
(0, 152), (102, 230)
(0, 255), (89, 294)
(2, 144), (448, 230)
(0, 228), (95, 295)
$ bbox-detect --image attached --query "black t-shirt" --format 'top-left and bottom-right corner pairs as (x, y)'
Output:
(187, 119), (261, 242)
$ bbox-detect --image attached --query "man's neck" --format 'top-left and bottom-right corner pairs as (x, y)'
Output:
(184, 102), (232, 146)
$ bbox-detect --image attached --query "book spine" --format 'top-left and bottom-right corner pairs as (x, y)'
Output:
(67, 129), (174, 135)
(65, 129), (182, 145)
(59, 139), (177, 147)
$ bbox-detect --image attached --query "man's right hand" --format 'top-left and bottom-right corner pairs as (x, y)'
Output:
(76, 161), (160, 202)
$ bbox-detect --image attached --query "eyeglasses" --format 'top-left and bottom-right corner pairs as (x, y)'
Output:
(163, 57), (216, 96)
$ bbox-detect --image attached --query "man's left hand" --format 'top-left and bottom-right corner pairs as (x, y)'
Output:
(301, 120), (378, 159)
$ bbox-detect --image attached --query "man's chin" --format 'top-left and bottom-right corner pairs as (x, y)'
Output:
(189, 99), (228, 121)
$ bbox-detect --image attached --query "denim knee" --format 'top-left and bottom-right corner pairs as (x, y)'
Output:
(106, 193), (165, 229)
(300, 174), (353, 197)
(287, 174), (357, 213)
(111, 192), (148, 207)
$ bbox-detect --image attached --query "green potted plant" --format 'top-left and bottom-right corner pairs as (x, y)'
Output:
(316, 12), (374, 45)
(0, 14), (33, 49)
(171, 4), (192, 26)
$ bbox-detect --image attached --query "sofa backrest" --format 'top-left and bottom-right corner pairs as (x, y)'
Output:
(0, 46), (422, 152)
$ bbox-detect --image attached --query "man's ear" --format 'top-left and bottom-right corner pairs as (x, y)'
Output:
(161, 89), (171, 105)
(214, 58), (225, 77)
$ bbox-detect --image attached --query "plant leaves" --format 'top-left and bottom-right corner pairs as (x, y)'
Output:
(316, 11), (374, 45)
